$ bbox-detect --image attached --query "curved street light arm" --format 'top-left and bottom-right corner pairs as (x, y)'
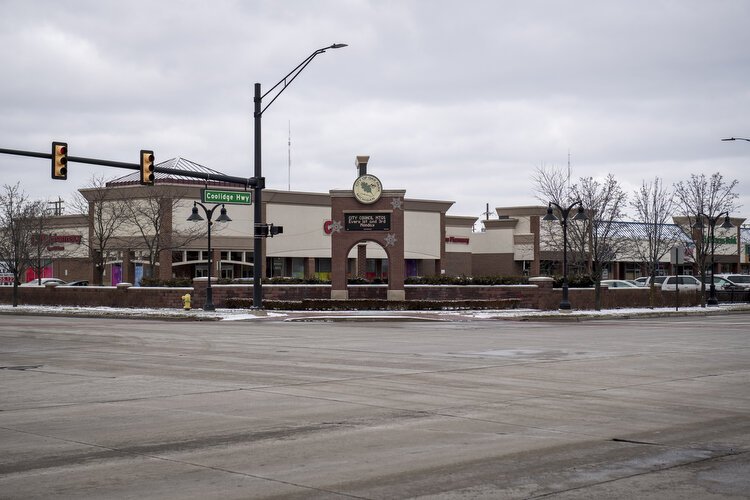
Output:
(259, 43), (347, 116)
(251, 43), (346, 309)
(721, 137), (750, 142)
(546, 200), (584, 224)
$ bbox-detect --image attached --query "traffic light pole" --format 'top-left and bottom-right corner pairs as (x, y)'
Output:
(253, 83), (263, 309)
(0, 147), (259, 188)
(2, 144), (290, 311)
(251, 43), (347, 309)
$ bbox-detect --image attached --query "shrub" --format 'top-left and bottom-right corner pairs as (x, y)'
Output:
(263, 276), (328, 284)
(405, 275), (528, 285)
(223, 297), (521, 310)
(140, 277), (193, 287)
(551, 274), (595, 288)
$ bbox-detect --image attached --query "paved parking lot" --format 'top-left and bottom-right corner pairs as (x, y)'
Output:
(1, 313), (749, 498)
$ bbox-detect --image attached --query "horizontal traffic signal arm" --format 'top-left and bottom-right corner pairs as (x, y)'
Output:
(0, 146), (261, 188)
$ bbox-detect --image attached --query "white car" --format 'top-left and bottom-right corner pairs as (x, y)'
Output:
(20, 278), (67, 287)
(714, 274), (750, 290)
(703, 276), (742, 291)
(657, 275), (702, 292)
(633, 277), (649, 287)
(644, 276), (668, 287)
(601, 279), (639, 288)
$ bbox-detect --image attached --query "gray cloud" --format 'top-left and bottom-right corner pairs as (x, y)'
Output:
(1, 0), (748, 218)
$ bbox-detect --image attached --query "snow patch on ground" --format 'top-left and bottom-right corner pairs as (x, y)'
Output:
(1, 303), (748, 321)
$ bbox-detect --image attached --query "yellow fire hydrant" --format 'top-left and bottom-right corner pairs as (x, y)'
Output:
(181, 293), (192, 310)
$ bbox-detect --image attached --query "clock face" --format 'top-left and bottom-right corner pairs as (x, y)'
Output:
(352, 174), (383, 204)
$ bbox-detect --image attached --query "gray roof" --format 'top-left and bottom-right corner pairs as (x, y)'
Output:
(106, 157), (240, 187)
(598, 220), (692, 243)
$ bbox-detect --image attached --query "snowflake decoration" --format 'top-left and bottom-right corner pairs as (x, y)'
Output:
(390, 197), (404, 210)
(330, 220), (343, 233)
(383, 233), (398, 247)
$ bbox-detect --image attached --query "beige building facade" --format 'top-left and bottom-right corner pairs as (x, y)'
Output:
(30, 160), (750, 285)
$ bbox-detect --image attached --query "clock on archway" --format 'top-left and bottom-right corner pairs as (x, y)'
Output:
(352, 174), (383, 204)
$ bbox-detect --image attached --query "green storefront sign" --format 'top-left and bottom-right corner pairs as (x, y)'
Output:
(201, 189), (252, 205)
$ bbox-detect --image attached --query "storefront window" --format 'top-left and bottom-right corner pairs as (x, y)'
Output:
(405, 259), (418, 277)
(315, 258), (331, 273)
(624, 262), (641, 279)
(540, 260), (556, 276)
(315, 258), (331, 281)
(291, 258), (304, 279)
(220, 265), (233, 280)
(271, 257), (285, 277)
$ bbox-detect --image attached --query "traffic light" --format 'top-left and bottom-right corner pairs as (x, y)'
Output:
(140, 150), (155, 185)
(51, 142), (67, 180)
(269, 224), (283, 237)
(254, 224), (284, 237)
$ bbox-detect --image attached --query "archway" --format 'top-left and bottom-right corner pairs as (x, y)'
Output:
(329, 188), (405, 300)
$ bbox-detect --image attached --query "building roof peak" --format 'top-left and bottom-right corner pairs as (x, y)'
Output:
(106, 157), (232, 187)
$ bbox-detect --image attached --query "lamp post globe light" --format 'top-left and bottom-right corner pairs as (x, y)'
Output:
(188, 202), (232, 311)
(693, 212), (733, 306)
(543, 201), (588, 310)
(252, 43), (347, 309)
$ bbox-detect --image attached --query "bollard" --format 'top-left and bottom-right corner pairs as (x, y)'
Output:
(181, 293), (192, 310)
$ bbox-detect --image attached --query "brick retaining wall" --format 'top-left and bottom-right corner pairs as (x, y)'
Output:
(0, 280), (711, 311)
(0, 284), (191, 309)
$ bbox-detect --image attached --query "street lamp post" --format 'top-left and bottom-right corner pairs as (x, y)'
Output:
(543, 201), (588, 310)
(252, 43), (347, 309)
(693, 212), (733, 306)
(188, 202), (232, 311)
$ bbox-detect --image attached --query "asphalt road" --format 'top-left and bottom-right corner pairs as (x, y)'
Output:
(0, 314), (748, 499)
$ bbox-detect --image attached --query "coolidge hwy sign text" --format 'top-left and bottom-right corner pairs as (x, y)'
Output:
(201, 189), (252, 205)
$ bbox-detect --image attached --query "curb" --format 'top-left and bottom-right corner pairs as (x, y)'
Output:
(1, 305), (749, 322)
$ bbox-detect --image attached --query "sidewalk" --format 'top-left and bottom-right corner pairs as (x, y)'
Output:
(2, 303), (749, 322)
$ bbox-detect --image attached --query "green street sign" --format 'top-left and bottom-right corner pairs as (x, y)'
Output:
(201, 189), (252, 205)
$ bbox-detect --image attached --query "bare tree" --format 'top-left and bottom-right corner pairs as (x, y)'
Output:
(570, 175), (628, 310)
(533, 164), (571, 207)
(27, 205), (58, 285)
(72, 176), (129, 285)
(121, 186), (205, 279)
(673, 172), (740, 303)
(0, 184), (45, 306)
(626, 177), (679, 307)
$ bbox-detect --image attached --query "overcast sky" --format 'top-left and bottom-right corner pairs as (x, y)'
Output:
(2, 0), (749, 221)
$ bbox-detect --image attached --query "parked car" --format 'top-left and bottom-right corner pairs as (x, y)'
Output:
(701, 276), (739, 290)
(20, 278), (67, 287)
(714, 274), (750, 290)
(633, 277), (649, 287)
(600, 279), (639, 288)
(61, 280), (89, 286)
(653, 275), (702, 292)
(644, 276), (668, 287)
